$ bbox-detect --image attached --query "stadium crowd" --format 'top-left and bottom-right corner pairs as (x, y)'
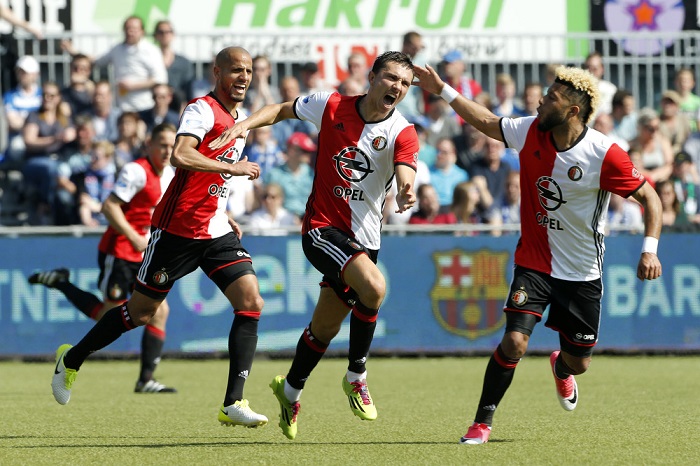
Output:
(1, 18), (699, 233)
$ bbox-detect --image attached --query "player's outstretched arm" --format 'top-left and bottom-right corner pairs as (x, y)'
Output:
(413, 64), (503, 141)
(173, 135), (260, 180)
(395, 164), (416, 213)
(209, 101), (296, 150)
(631, 182), (663, 281)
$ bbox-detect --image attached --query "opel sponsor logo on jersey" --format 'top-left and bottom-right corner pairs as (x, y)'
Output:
(371, 136), (387, 151)
(215, 145), (241, 180)
(536, 176), (567, 211)
(567, 165), (583, 181)
(153, 269), (169, 285)
(333, 146), (374, 182)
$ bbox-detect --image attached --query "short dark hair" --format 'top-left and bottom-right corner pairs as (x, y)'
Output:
(371, 51), (413, 76)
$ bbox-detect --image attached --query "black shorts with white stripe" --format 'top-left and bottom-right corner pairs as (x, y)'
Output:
(302, 226), (379, 307)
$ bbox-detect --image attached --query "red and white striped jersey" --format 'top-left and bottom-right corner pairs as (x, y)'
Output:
(501, 116), (645, 281)
(296, 92), (419, 249)
(152, 94), (248, 239)
(98, 157), (175, 262)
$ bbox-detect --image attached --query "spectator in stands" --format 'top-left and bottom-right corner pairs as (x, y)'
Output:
(60, 54), (94, 118)
(62, 15), (168, 112)
(670, 151), (700, 223)
(658, 90), (691, 154)
(138, 83), (179, 134)
(298, 61), (334, 95)
(244, 55), (281, 113)
(424, 93), (462, 147)
(272, 76), (316, 152)
(429, 137), (469, 209)
(55, 116), (96, 225)
(450, 180), (492, 236)
(76, 140), (116, 226)
(113, 112), (146, 170)
(492, 73), (518, 117)
(264, 132), (316, 218)
(437, 49), (483, 126)
(498, 170), (521, 225)
(607, 193), (643, 234)
(242, 126), (285, 175)
(337, 77), (366, 97)
(543, 63), (562, 94)
(610, 89), (638, 142)
(153, 19), (194, 113)
(629, 108), (673, 182)
(21, 81), (76, 225)
(657, 178), (690, 229)
(247, 182), (300, 235)
(0, 5), (43, 39)
(2, 55), (42, 167)
(584, 51), (617, 117)
(226, 175), (255, 224)
(439, 49), (482, 102)
(673, 67), (700, 132)
(89, 80), (121, 142)
(409, 183), (456, 225)
(190, 56), (216, 99)
(453, 122), (488, 174)
(338, 52), (369, 94)
(593, 112), (629, 151)
(396, 30), (426, 120)
(409, 115), (437, 166)
(469, 137), (511, 211)
(512, 82), (543, 118)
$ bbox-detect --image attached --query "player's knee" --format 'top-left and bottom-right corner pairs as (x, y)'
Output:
(238, 294), (264, 314)
(564, 355), (591, 375)
(501, 331), (529, 359)
(357, 277), (385, 309)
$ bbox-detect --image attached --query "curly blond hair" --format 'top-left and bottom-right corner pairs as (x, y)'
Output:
(555, 66), (600, 125)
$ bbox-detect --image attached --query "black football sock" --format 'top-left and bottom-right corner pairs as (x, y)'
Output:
(63, 304), (137, 371)
(554, 353), (576, 378)
(223, 311), (260, 406)
(286, 323), (329, 390)
(53, 281), (103, 320)
(139, 324), (165, 383)
(347, 302), (378, 374)
(473, 344), (521, 426)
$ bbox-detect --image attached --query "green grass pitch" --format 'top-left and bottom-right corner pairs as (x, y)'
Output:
(1, 356), (698, 465)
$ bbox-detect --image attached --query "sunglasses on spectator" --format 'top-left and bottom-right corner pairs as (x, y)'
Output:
(156, 29), (173, 34)
(43, 93), (59, 98)
(263, 193), (280, 200)
(645, 125), (659, 132)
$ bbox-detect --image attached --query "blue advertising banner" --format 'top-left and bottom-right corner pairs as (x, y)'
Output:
(1, 233), (698, 356)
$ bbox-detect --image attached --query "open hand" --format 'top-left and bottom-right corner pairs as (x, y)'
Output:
(209, 125), (246, 150)
(395, 183), (415, 213)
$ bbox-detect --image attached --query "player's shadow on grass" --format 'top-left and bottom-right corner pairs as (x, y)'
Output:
(4, 436), (514, 447)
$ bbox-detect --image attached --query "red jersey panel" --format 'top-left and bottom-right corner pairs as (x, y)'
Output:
(152, 93), (248, 239)
(295, 92), (419, 249)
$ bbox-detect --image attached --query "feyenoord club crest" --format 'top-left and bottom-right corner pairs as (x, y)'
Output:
(371, 136), (387, 151)
(511, 287), (528, 307)
(567, 165), (583, 181)
(152, 270), (169, 285)
(430, 249), (510, 340)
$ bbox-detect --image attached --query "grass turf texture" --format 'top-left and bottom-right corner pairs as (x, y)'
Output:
(1, 356), (697, 465)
